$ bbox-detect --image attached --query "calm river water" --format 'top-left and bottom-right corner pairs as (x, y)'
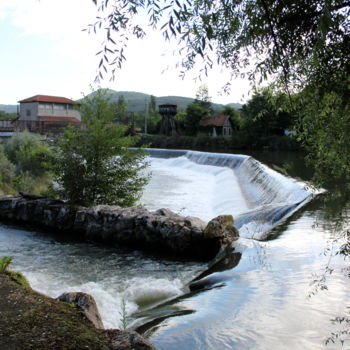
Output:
(0, 150), (349, 349)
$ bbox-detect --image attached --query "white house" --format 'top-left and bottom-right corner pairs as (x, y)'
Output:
(17, 95), (81, 133)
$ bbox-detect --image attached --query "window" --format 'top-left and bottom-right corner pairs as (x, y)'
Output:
(39, 103), (52, 110)
(26, 109), (31, 117)
(53, 104), (65, 110)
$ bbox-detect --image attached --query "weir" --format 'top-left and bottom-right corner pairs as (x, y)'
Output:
(145, 149), (320, 239)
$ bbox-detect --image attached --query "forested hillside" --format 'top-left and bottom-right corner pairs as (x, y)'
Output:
(0, 91), (241, 115)
(0, 105), (16, 114)
(85, 89), (242, 113)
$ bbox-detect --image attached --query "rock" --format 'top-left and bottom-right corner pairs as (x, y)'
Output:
(57, 292), (104, 329)
(0, 195), (240, 261)
(204, 215), (239, 244)
(19, 192), (45, 200)
(184, 216), (206, 231)
(106, 329), (156, 350)
(155, 208), (180, 218)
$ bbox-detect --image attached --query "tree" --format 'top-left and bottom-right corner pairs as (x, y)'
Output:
(90, 0), (349, 183)
(148, 95), (157, 115)
(53, 89), (149, 207)
(194, 84), (212, 113)
(0, 110), (16, 120)
(184, 102), (208, 136)
(294, 87), (350, 186)
(221, 105), (241, 131)
(146, 95), (161, 134)
(241, 88), (293, 137)
(114, 95), (129, 124)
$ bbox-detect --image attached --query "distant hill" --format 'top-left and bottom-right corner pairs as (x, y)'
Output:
(1, 91), (242, 115)
(86, 89), (242, 113)
(0, 105), (17, 114)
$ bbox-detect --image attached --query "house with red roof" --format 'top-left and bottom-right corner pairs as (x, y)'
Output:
(199, 114), (234, 138)
(17, 95), (81, 133)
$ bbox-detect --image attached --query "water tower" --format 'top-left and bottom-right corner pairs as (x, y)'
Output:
(159, 104), (177, 136)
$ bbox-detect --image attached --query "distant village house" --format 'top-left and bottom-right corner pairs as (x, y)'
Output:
(16, 95), (81, 133)
(199, 114), (234, 138)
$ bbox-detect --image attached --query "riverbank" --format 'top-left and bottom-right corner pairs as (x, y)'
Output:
(140, 134), (301, 152)
(0, 270), (154, 350)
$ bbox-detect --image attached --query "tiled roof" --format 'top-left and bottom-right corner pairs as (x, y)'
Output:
(199, 114), (230, 127)
(38, 116), (81, 123)
(18, 95), (77, 104)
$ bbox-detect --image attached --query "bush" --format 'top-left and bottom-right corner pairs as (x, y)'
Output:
(0, 146), (15, 194)
(4, 131), (53, 177)
(0, 256), (13, 272)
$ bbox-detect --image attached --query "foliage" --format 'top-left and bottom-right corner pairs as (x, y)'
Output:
(174, 111), (187, 131)
(194, 84), (212, 113)
(146, 95), (161, 134)
(221, 105), (241, 131)
(142, 133), (299, 153)
(0, 132), (52, 195)
(114, 95), (129, 124)
(0, 256), (13, 272)
(0, 146), (15, 194)
(119, 297), (129, 330)
(4, 131), (53, 178)
(293, 89), (350, 186)
(148, 95), (157, 115)
(0, 110), (16, 120)
(183, 102), (208, 136)
(53, 89), (149, 206)
(90, 0), (349, 182)
(89, 1), (346, 87)
(240, 88), (294, 138)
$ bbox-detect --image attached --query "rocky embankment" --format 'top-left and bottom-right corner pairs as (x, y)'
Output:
(0, 271), (155, 350)
(0, 194), (239, 260)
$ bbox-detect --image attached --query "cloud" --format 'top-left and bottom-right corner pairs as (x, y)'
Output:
(0, 0), (250, 104)
(3, 0), (95, 37)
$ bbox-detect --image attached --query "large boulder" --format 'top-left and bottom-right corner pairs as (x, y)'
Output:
(57, 292), (104, 329)
(195, 215), (239, 259)
(204, 215), (239, 243)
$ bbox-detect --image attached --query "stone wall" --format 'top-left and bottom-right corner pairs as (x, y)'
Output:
(0, 194), (239, 261)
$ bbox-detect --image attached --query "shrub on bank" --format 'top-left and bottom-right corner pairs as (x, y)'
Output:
(0, 132), (53, 195)
(141, 133), (302, 152)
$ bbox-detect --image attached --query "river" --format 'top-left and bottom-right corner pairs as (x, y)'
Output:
(0, 149), (349, 349)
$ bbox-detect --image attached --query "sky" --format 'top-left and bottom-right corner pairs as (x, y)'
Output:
(0, 0), (251, 105)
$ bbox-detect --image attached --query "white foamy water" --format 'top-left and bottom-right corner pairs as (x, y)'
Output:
(142, 150), (319, 239)
(141, 156), (248, 221)
(0, 224), (203, 329)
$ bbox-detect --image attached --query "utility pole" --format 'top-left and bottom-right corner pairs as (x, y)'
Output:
(144, 97), (148, 134)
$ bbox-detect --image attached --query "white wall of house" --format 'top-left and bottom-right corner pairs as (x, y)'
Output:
(19, 102), (81, 121)
(19, 102), (39, 121)
(37, 102), (81, 120)
(222, 118), (232, 137)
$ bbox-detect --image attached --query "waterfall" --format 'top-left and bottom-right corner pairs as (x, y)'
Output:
(144, 149), (321, 239)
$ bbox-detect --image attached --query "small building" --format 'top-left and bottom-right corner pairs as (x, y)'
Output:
(0, 120), (16, 133)
(17, 95), (81, 133)
(199, 114), (234, 138)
